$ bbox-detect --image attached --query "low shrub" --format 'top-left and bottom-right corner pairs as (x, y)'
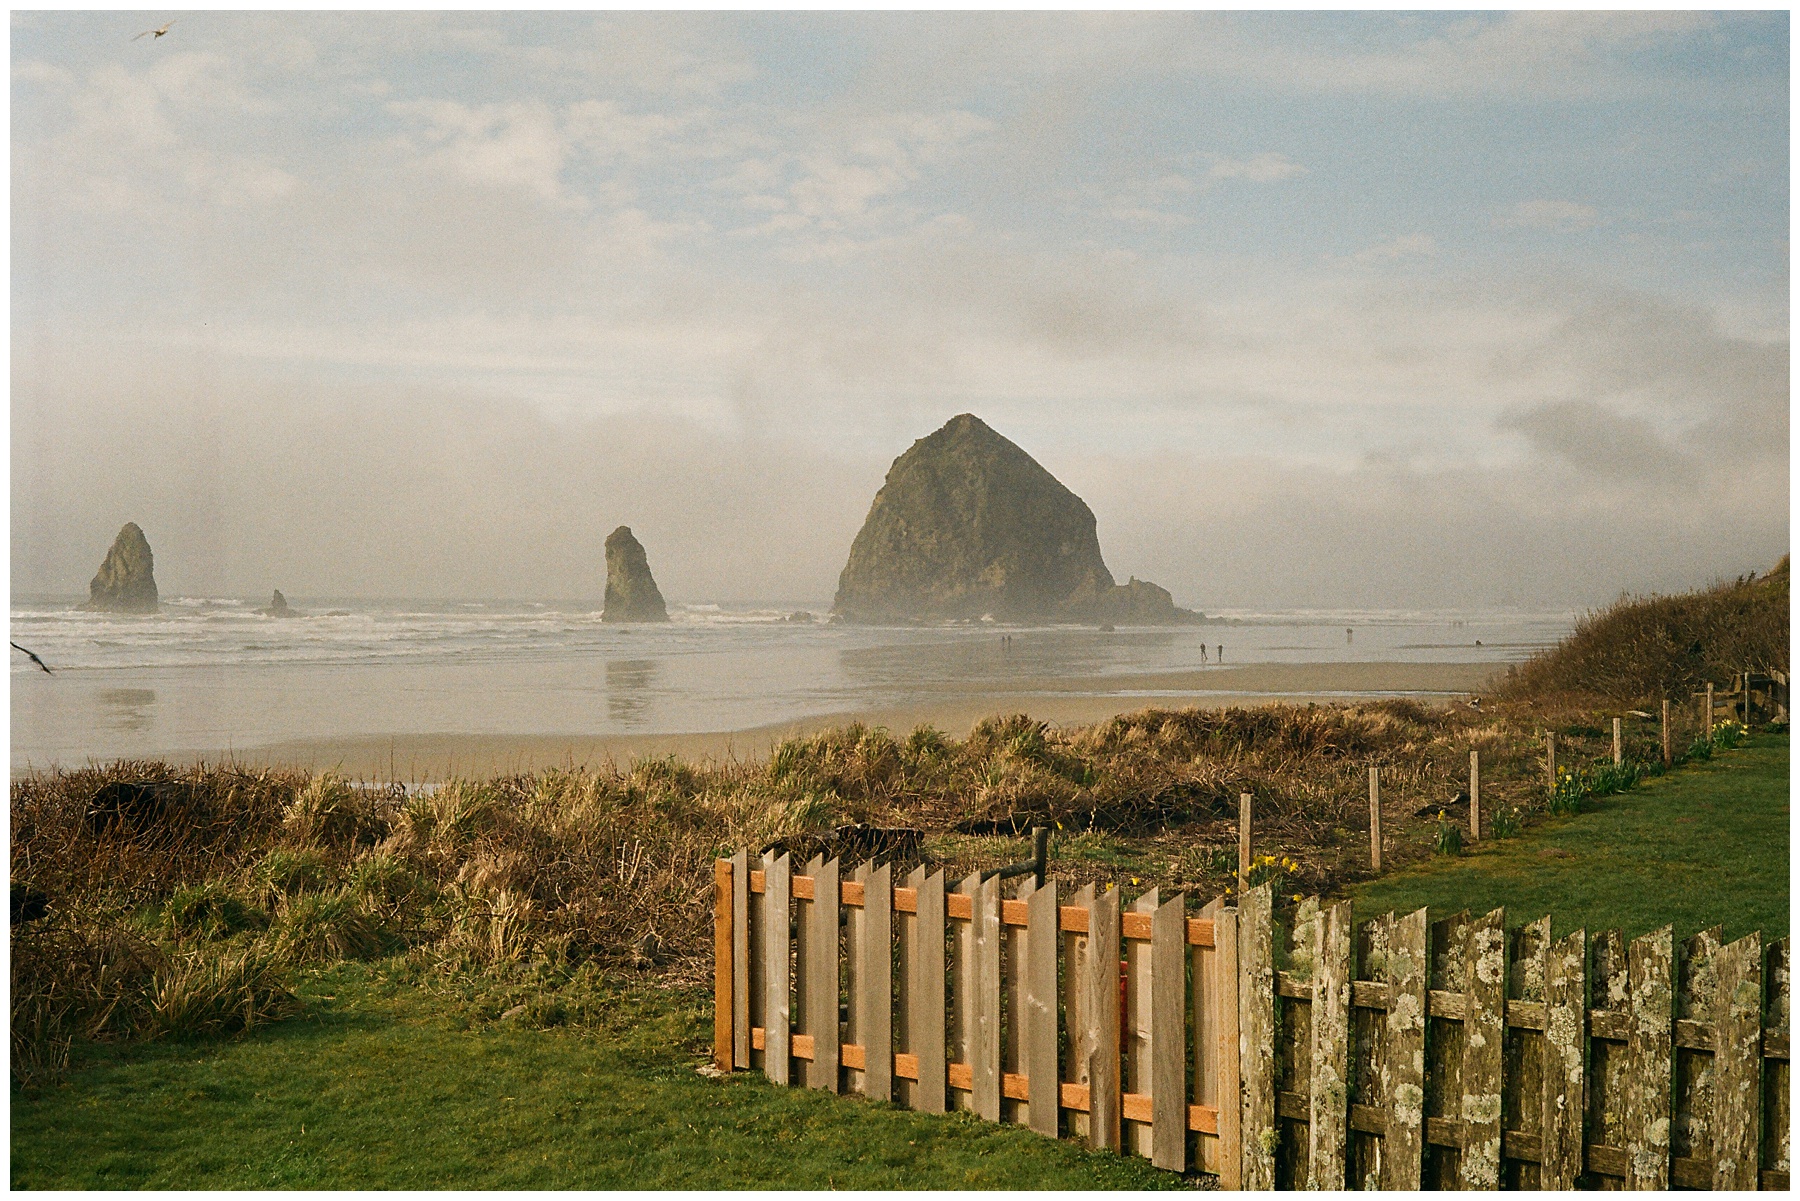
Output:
(164, 881), (267, 942)
(267, 890), (389, 964)
(251, 847), (335, 904)
(148, 947), (299, 1040)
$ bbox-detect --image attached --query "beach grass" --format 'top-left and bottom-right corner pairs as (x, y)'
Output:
(9, 961), (1180, 1190)
(1350, 732), (1789, 942)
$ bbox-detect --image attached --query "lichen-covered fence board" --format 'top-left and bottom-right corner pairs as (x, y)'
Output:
(716, 856), (1788, 1189)
(1461, 908), (1505, 1188)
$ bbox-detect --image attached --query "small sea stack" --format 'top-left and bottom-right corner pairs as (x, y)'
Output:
(258, 590), (301, 618)
(602, 526), (669, 623)
(82, 522), (159, 613)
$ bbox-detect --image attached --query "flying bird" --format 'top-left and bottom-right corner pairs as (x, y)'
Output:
(132, 20), (175, 41)
(11, 642), (53, 674)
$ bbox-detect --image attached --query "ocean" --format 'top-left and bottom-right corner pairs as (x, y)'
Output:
(10, 597), (1573, 773)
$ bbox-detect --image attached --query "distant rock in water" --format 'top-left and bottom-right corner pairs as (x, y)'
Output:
(83, 522), (159, 613)
(258, 590), (300, 618)
(602, 526), (669, 623)
(833, 414), (1205, 625)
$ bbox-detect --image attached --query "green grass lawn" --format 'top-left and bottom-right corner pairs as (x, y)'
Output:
(10, 962), (1182, 1190)
(1352, 732), (1788, 942)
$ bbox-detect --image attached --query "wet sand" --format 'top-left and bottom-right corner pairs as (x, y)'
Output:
(178, 661), (1499, 782)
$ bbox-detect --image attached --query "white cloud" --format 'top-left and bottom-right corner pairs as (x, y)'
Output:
(1493, 199), (1601, 231)
(1349, 233), (1438, 264)
(1208, 152), (1306, 183)
(389, 99), (575, 206)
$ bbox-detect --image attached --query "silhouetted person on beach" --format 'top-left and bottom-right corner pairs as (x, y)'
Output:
(1217, 645), (1224, 663)
(1346, 627), (1353, 644)
(1200, 644), (1207, 663)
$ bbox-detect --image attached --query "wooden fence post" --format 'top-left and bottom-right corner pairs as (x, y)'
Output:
(1470, 750), (1481, 841)
(1308, 898), (1352, 1189)
(1085, 884), (1122, 1153)
(1460, 908), (1505, 1188)
(1546, 731), (1557, 794)
(714, 856), (734, 1071)
(1368, 767), (1382, 872)
(763, 853), (792, 1086)
(1706, 683), (1715, 738)
(1381, 907), (1428, 1189)
(1625, 926), (1674, 1189)
(1238, 792), (1252, 893)
(1613, 717), (1623, 766)
(1238, 882), (1276, 1190)
(1662, 699), (1672, 767)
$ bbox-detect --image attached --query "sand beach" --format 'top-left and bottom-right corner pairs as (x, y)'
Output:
(201, 660), (1499, 781)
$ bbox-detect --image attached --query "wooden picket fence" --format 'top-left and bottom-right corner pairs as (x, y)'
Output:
(711, 852), (1790, 1188)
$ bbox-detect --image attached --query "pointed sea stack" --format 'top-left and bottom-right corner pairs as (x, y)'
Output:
(83, 522), (159, 613)
(259, 590), (299, 618)
(602, 526), (669, 623)
(833, 414), (1203, 625)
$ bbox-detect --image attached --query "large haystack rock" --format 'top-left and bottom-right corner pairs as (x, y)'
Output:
(602, 526), (669, 623)
(833, 414), (1203, 624)
(83, 522), (159, 613)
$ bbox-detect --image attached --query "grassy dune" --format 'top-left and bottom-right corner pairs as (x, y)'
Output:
(1353, 732), (1788, 941)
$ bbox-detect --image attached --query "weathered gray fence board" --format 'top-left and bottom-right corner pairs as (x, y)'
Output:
(1675, 927), (1722, 1166)
(1625, 926), (1674, 1189)
(763, 853), (791, 1085)
(1543, 928), (1587, 1189)
(857, 860), (893, 1102)
(1086, 884), (1122, 1153)
(1151, 891), (1187, 1172)
(1002, 878), (1028, 1126)
(1382, 907), (1428, 1190)
(1713, 932), (1762, 1189)
(1064, 883), (1095, 1143)
(1461, 907), (1506, 1189)
(951, 872), (977, 1113)
(1506, 915), (1550, 1190)
(973, 873), (1003, 1121)
(1197, 895), (1241, 1186)
(1126, 888), (1158, 1160)
(1025, 878), (1060, 1138)
(805, 855), (839, 1091)
(911, 867), (947, 1113)
(1308, 898), (1351, 1189)
(1239, 882), (1276, 1190)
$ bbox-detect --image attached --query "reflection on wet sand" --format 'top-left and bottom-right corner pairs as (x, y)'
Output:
(606, 659), (657, 724)
(98, 688), (157, 731)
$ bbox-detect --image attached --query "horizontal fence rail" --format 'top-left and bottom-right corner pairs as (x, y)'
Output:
(713, 852), (1790, 1189)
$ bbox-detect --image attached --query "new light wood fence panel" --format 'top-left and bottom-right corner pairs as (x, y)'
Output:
(717, 857), (1789, 1190)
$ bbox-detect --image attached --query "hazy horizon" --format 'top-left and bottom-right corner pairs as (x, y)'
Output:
(14, 12), (1789, 610)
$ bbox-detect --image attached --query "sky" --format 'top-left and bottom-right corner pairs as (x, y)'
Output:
(11, 10), (1790, 609)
